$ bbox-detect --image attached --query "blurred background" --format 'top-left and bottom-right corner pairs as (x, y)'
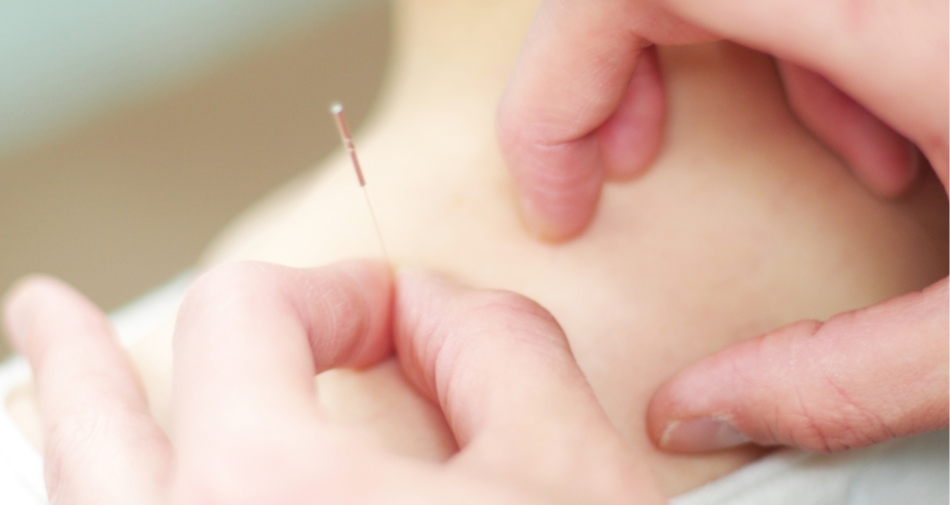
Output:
(0, 1), (391, 354)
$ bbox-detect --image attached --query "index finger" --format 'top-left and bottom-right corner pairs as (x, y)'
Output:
(3, 277), (170, 505)
(393, 270), (665, 503)
(171, 261), (392, 451)
(498, 0), (717, 241)
(663, 0), (948, 180)
(497, 0), (649, 241)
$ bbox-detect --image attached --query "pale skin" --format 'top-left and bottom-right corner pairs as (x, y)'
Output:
(3, 263), (666, 504)
(497, 0), (949, 453)
(4, 0), (949, 500)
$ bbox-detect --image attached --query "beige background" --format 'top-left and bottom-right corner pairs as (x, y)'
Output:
(0, 4), (391, 354)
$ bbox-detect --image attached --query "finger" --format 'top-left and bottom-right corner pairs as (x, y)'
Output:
(498, 0), (719, 241)
(394, 269), (663, 503)
(170, 261), (392, 501)
(600, 45), (667, 181)
(2, 277), (170, 505)
(498, 0), (668, 240)
(648, 278), (949, 453)
(497, 0), (648, 241)
(173, 260), (392, 431)
(663, 0), (949, 180)
(778, 60), (918, 198)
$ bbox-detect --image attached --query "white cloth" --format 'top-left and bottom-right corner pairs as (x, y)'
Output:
(0, 274), (945, 504)
(672, 431), (948, 505)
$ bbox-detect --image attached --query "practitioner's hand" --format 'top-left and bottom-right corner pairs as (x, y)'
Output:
(647, 280), (948, 453)
(500, 0), (948, 455)
(1, 261), (664, 504)
(498, 0), (947, 241)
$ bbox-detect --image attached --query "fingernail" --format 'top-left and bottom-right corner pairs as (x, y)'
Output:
(660, 417), (750, 452)
(518, 200), (572, 243)
(518, 199), (550, 239)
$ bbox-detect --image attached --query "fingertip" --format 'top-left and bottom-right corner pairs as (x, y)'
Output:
(289, 260), (395, 345)
(646, 342), (758, 452)
(397, 267), (509, 313)
(337, 259), (394, 308)
(833, 121), (919, 199)
(649, 288), (950, 453)
(2, 276), (85, 353)
(392, 267), (464, 403)
(2, 279), (36, 352)
(395, 265), (455, 290)
(517, 199), (589, 242)
(646, 371), (701, 451)
(497, 87), (606, 243)
(852, 139), (919, 199)
(778, 61), (919, 199)
(600, 46), (666, 181)
(319, 260), (396, 370)
(338, 258), (392, 281)
(393, 267), (466, 336)
(515, 172), (605, 243)
(645, 381), (676, 449)
(656, 417), (751, 453)
(5, 276), (169, 501)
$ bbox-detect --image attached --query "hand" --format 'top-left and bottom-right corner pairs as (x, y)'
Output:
(499, 0), (949, 454)
(2, 261), (664, 504)
(498, 0), (947, 241)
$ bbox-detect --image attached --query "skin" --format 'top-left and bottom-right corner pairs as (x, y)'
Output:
(2, 263), (665, 504)
(498, 0), (946, 240)
(496, 0), (949, 454)
(5, 0), (948, 498)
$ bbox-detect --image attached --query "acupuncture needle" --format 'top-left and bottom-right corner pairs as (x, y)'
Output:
(330, 103), (390, 261)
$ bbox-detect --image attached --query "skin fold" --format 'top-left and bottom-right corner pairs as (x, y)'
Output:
(8, 0), (948, 497)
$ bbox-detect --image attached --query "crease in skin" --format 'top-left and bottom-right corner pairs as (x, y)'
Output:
(4, 0), (948, 498)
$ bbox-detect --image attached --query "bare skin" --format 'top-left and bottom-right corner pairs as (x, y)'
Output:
(8, 0), (948, 497)
(496, 0), (949, 453)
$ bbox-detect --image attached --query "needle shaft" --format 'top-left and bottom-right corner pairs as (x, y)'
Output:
(330, 103), (390, 261)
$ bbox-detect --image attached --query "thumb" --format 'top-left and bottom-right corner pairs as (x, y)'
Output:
(648, 279), (949, 453)
(394, 269), (664, 504)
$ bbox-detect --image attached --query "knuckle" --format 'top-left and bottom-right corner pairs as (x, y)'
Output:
(496, 107), (592, 185)
(770, 319), (893, 452)
(778, 400), (876, 452)
(461, 290), (563, 339)
(19, 289), (111, 370)
(187, 262), (274, 301)
(405, 284), (576, 415)
(449, 289), (572, 364)
(782, 379), (897, 452)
